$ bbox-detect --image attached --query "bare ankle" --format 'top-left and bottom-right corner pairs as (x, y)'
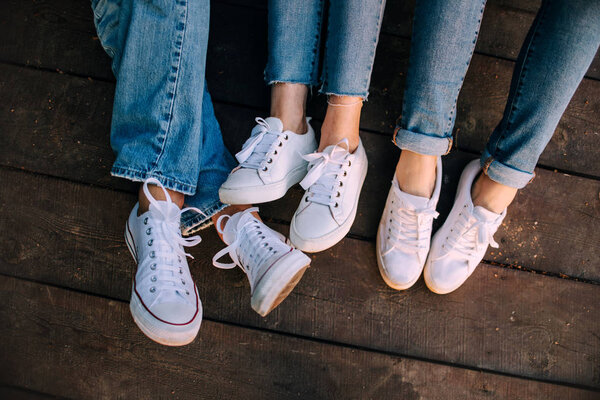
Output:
(270, 83), (308, 134)
(395, 151), (437, 198)
(471, 174), (517, 213)
(138, 184), (184, 215)
(319, 95), (362, 152)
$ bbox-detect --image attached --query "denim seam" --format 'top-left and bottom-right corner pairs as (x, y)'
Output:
(150, 0), (188, 173)
(360, 0), (386, 100)
(490, 0), (549, 159)
(445, 0), (486, 136)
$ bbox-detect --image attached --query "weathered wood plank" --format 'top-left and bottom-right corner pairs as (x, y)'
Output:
(2, 276), (596, 400)
(2, 64), (599, 280)
(0, 386), (62, 399)
(0, 168), (598, 388)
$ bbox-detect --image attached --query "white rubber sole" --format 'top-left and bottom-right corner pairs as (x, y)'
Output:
(219, 165), (307, 205)
(289, 162), (368, 253)
(125, 223), (202, 346)
(375, 228), (422, 291)
(251, 249), (310, 317)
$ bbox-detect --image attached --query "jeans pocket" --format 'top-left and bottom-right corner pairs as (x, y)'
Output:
(91, 0), (121, 59)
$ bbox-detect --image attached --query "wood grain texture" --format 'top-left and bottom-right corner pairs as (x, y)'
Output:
(0, 168), (598, 388)
(2, 65), (598, 281)
(0, 0), (598, 178)
(2, 275), (597, 400)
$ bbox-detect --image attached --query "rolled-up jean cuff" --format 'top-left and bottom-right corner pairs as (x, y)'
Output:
(180, 200), (229, 236)
(480, 149), (535, 189)
(111, 166), (196, 195)
(392, 127), (453, 156)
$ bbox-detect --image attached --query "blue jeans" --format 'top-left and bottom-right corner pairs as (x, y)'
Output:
(393, 0), (600, 188)
(265, 0), (387, 99)
(91, 0), (236, 233)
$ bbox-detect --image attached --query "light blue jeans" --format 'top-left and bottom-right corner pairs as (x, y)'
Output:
(91, 0), (235, 232)
(393, 0), (600, 188)
(265, 0), (387, 99)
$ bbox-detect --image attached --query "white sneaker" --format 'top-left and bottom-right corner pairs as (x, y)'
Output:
(212, 207), (311, 316)
(219, 117), (318, 205)
(424, 159), (506, 294)
(376, 157), (442, 290)
(125, 178), (203, 346)
(290, 139), (368, 253)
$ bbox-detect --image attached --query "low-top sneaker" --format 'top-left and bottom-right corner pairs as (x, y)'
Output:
(219, 117), (317, 205)
(377, 157), (442, 290)
(212, 207), (311, 316)
(424, 159), (506, 294)
(125, 178), (203, 346)
(290, 138), (368, 253)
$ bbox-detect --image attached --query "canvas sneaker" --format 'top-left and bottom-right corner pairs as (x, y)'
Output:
(125, 178), (203, 346)
(212, 207), (311, 316)
(424, 159), (506, 294)
(290, 138), (368, 253)
(219, 117), (317, 205)
(377, 157), (442, 290)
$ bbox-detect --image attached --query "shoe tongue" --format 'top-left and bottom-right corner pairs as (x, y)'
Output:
(222, 210), (256, 244)
(473, 205), (501, 222)
(263, 117), (283, 133)
(322, 141), (349, 159)
(149, 200), (181, 222)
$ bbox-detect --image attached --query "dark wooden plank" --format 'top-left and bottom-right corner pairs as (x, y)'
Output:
(3, 276), (596, 400)
(0, 168), (598, 388)
(1, 2), (598, 177)
(2, 64), (599, 281)
(0, 386), (63, 399)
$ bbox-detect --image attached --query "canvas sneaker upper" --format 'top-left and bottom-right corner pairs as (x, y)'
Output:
(424, 159), (506, 294)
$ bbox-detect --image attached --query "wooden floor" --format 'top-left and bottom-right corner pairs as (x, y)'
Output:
(1, 0), (599, 398)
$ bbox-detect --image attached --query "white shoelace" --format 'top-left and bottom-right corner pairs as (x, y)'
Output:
(212, 207), (289, 293)
(383, 184), (439, 257)
(442, 206), (501, 270)
(140, 178), (203, 300)
(299, 139), (350, 207)
(235, 117), (288, 170)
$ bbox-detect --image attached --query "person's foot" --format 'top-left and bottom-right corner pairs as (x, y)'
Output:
(377, 157), (442, 290)
(290, 138), (368, 253)
(125, 178), (203, 346)
(424, 160), (506, 294)
(219, 117), (317, 205)
(212, 207), (311, 316)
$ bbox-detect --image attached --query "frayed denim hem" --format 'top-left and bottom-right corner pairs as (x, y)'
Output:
(111, 166), (196, 195)
(180, 201), (229, 237)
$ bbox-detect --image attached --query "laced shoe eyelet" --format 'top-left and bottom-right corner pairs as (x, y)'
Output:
(146, 228), (152, 235)
(148, 239), (153, 246)
(267, 158), (273, 163)
(150, 263), (157, 270)
(150, 251), (156, 258)
(181, 279), (186, 285)
(305, 197), (309, 202)
(179, 268), (183, 274)
(149, 287), (156, 293)
(339, 181), (343, 187)
(151, 276), (157, 282)
(348, 160), (352, 167)
(336, 192), (340, 197)
(262, 166), (268, 171)
(278, 142), (283, 147)
(186, 290), (190, 295)
(334, 202), (339, 208)
(274, 150), (278, 155)
(143, 217), (148, 225)
(343, 171), (347, 177)
(284, 134), (289, 140)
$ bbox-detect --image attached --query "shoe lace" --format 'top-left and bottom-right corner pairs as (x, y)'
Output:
(299, 139), (350, 207)
(443, 206), (501, 270)
(235, 117), (287, 170)
(212, 207), (289, 293)
(141, 178), (203, 298)
(383, 184), (439, 257)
